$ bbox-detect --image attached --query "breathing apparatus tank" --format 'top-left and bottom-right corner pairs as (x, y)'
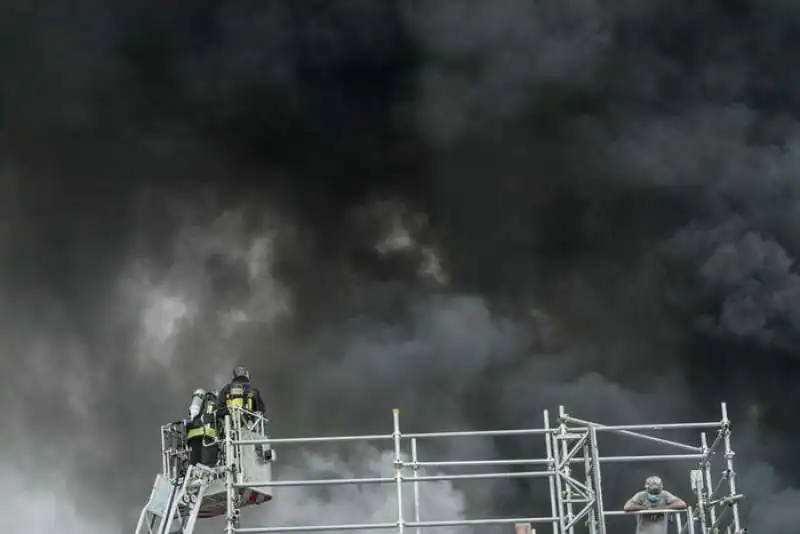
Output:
(189, 388), (207, 420)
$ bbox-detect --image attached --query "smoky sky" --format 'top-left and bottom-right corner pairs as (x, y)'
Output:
(2, 1), (800, 533)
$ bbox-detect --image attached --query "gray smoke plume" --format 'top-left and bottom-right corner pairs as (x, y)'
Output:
(2, 1), (800, 533)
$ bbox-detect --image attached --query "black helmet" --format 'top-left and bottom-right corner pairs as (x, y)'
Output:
(232, 365), (250, 380)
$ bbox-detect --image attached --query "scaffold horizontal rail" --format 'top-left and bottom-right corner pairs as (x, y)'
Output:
(233, 477), (394, 488)
(405, 459), (549, 468)
(599, 454), (704, 463)
(408, 470), (552, 482)
(235, 470), (553, 489)
(233, 517), (560, 534)
(235, 428), (553, 446)
(234, 434), (393, 446)
(604, 509), (689, 516)
(406, 517), (558, 527)
(234, 522), (397, 533)
(403, 428), (551, 439)
(579, 422), (722, 432)
(405, 453), (703, 469)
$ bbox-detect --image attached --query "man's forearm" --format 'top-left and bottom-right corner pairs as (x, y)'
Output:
(624, 502), (647, 511)
(667, 500), (687, 509)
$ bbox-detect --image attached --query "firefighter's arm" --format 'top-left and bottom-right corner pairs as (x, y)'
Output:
(216, 386), (230, 418)
(255, 389), (266, 413)
(184, 414), (201, 427)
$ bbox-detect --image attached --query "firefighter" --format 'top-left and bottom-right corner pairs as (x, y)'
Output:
(185, 388), (220, 467)
(217, 365), (265, 420)
(217, 366), (269, 461)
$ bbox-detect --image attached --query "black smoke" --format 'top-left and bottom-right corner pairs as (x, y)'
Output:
(1, 0), (799, 532)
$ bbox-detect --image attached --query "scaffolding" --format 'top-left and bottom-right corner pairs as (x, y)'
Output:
(220, 402), (745, 534)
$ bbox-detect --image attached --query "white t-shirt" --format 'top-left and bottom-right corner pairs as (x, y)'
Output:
(627, 490), (680, 534)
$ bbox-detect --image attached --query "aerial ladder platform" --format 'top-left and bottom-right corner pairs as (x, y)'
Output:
(135, 407), (274, 534)
(135, 402), (747, 534)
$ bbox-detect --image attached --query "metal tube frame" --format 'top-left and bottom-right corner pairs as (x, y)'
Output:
(544, 410), (560, 534)
(581, 433), (597, 534)
(588, 425), (607, 534)
(410, 439), (421, 534)
(694, 466), (708, 534)
(701, 433), (717, 529)
(557, 406), (578, 534)
(393, 409), (405, 534)
(547, 409), (570, 534)
(225, 414), (237, 534)
(721, 403), (743, 534)
(221, 403), (746, 534)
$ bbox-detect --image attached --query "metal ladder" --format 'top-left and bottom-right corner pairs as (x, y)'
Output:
(135, 464), (222, 534)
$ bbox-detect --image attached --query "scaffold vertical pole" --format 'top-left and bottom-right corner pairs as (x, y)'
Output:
(588, 425), (607, 534)
(687, 506), (696, 534)
(225, 414), (236, 534)
(545, 410), (567, 534)
(700, 433), (716, 528)
(693, 466), (708, 534)
(393, 409), (405, 534)
(721, 403), (742, 534)
(411, 438), (421, 534)
(558, 406), (575, 534)
(582, 436), (597, 534)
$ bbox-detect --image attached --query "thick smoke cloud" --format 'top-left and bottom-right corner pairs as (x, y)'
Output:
(2, 1), (800, 533)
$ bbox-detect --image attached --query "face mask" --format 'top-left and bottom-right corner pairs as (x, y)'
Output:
(647, 492), (661, 502)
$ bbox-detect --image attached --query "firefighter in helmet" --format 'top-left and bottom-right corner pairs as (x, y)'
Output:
(217, 366), (269, 461)
(218, 365), (265, 420)
(185, 388), (220, 467)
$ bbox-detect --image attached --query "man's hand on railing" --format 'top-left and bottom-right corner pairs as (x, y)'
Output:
(624, 502), (648, 512)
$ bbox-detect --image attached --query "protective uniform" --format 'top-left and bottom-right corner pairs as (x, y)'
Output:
(186, 388), (220, 467)
(217, 366), (269, 461)
(218, 366), (265, 417)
